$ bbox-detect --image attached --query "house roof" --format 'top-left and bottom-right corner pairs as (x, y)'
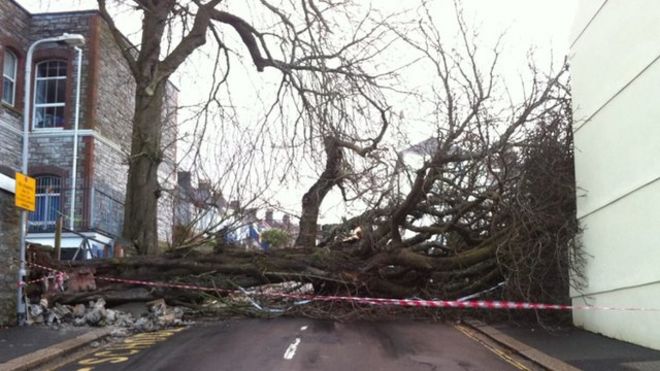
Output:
(402, 138), (438, 156)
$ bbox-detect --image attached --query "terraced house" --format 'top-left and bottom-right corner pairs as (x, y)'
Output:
(0, 0), (179, 256)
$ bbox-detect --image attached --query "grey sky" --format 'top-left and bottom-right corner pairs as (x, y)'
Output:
(18, 0), (578, 223)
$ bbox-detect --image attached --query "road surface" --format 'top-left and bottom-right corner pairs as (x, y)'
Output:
(61, 318), (522, 371)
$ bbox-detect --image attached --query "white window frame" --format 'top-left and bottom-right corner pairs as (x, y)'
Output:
(33, 60), (67, 130)
(28, 175), (62, 230)
(2, 49), (17, 106)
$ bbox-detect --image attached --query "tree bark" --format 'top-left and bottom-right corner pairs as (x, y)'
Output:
(122, 82), (167, 255)
(295, 137), (343, 248)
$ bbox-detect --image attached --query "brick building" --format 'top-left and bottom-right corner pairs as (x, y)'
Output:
(0, 0), (178, 254)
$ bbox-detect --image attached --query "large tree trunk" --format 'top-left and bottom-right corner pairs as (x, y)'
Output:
(295, 137), (343, 248)
(46, 242), (502, 306)
(122, 82), (166, 255)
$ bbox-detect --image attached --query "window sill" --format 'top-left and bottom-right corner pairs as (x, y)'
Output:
(0, 101), (22, 116)
(32, 127), (65, 132)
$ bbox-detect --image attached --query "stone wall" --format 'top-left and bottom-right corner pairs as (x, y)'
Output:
(0, 186), (19, 326)
(92, 138), (127, 237)
(156, 83), (179, 243)
(95, 19), (134, 146)
(0, 122), (21, 171)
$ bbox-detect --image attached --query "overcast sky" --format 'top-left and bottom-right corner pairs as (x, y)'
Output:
(18, 0), (579, 223)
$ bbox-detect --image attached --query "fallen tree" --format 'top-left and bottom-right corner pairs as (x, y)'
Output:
(45, 105), (580, 311)
(34, 2), (581, 324)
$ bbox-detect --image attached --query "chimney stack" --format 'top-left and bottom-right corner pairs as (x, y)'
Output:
(198, 181), (211, 192)
(177, 171), (192, 191)
(265, 209), (273, 223)
(198, 181), (212, 202)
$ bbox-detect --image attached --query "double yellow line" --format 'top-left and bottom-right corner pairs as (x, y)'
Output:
(454, 324), (532, 371)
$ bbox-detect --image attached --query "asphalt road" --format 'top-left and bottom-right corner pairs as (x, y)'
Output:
(61, 319), (519, 371)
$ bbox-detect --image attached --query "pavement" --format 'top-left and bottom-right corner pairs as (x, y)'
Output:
(487, 322), (660, 371)
(58, 319), (521, 371)
(0, 326), (89, 362)
(0, 325), (111, 371)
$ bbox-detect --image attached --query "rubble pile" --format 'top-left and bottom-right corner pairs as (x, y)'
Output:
(27, 298), (187, 332)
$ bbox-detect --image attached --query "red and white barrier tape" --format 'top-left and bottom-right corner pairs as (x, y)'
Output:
(20, 262), (67, 289)
(97, 276), (233, 293)
(18, 272), (66, 289)
(97, 275), (660, 312)
(24, 263), (660, 312)
(28, 262), (65, 274)
(18, 276), (49, 287)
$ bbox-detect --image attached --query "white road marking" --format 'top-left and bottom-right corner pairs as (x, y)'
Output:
(300, 325), (308, 331)
(283, 338), (301, 360)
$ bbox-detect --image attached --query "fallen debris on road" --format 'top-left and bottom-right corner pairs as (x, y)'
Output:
(26, 297), (188, 333)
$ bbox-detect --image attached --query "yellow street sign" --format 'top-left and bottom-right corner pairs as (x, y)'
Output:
(15, 172), (36, 212)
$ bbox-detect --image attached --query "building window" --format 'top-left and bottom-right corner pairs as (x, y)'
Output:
(28, 175), (62, 231)
(2, 49), (17, 106)
(34, 60), (67, 129)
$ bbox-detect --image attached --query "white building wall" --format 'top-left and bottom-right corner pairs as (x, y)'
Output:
(570, 0), (660, 350)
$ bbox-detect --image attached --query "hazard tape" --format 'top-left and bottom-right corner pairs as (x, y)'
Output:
(97, 276), (233, 293)
(21, 262), (67, 289)
(18, 276), (49, 288)
(24, 263), (660, 312)
(28, 262), (65, 274)
(96, 275), (660, 312)
(18, 273), (66, 289)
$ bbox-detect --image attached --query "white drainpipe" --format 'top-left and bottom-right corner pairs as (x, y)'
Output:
(69, 46), (83, 230)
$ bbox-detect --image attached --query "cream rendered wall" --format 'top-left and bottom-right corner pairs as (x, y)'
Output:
(570, 0), (660, 350)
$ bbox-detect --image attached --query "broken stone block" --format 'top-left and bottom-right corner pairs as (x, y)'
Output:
(146, 298), (166, 315)
(105, 309), (117, 324)
(29, 304), (43, 318)
(73, 317), (86, 326)
(173, 307), (184, 320)
(72, 304), (86, 318)
(46, 312), (61, 326)
(52, 303), (73, 320)
(84, 309), (104, 326)
(133, 317), (156, 332)
(114, 313), (135, 328)
(92, 298), (106, 310)
(157, 312), (176, 326)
